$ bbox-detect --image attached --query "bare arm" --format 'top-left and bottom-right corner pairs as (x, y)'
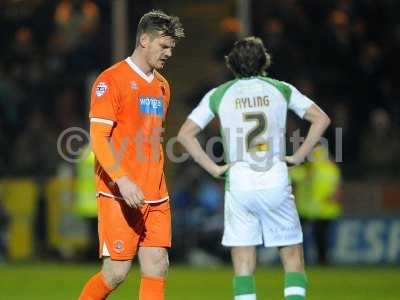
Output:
(177, 119), (229, 177)
(286, 104), (331, 165)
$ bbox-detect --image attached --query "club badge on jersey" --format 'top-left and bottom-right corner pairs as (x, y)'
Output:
(96, 82), (108, 97)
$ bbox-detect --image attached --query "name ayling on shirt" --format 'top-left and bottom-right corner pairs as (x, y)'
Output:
(235, 95), (270, 109)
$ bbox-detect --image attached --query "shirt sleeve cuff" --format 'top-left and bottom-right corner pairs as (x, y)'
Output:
(108, 167), (126, 182)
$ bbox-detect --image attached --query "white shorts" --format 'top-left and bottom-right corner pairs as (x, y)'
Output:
(222, 184), (303, 248)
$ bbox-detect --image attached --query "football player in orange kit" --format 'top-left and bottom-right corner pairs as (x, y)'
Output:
(78, 10), (184, 300)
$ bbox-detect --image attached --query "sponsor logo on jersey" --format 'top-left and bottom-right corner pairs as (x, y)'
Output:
(95, 82), (108, 97)
(139, 96), (164, 116)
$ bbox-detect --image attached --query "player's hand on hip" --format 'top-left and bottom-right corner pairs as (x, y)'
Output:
(115, 176), (145, 208)
(284, 155), (304, 166)
(211, 164), (230, 178)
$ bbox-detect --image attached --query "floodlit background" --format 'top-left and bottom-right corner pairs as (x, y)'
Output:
(0, 0), (399, 299)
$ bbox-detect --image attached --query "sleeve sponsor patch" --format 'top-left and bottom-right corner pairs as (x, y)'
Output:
(96, 82), (108, 97)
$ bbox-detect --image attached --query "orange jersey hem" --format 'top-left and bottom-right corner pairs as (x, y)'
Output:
(97, 191), (169, 204)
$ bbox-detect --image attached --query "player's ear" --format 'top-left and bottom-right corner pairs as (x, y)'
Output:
(139, 33), (151, 48)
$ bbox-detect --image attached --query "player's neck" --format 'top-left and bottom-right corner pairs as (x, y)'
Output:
(130, 51), (154, 76)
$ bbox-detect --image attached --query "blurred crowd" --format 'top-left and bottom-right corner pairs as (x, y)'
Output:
(250, 0), (400, 179)
(0, 0), (108, 177)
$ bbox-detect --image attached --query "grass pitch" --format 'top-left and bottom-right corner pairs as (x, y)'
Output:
(0, 263), (398, 299)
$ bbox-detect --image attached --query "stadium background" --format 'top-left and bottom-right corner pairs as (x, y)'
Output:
(0, 0), (399, 299)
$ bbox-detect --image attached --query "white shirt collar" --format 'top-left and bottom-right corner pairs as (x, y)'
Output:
(125, 57), (154, 83)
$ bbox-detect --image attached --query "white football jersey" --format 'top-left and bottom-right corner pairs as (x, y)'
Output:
(188, 76), (314, 191)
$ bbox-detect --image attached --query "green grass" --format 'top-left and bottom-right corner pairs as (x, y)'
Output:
(0, 263), (398, 299)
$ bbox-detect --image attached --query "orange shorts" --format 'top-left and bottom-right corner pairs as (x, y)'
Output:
(97, 195), (171, 260)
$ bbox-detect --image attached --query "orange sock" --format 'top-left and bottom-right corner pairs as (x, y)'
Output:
(79, 272), (114, 300)
(139, 276), (166, 300)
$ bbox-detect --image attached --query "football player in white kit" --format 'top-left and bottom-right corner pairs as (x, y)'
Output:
(177, 37), (331, 300)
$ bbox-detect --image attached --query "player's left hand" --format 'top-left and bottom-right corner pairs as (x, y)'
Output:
(284, 155), (304, 166)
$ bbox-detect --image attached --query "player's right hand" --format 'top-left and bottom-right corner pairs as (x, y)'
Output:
(211, 164), (230, 179)
(115, 176), (145, 209)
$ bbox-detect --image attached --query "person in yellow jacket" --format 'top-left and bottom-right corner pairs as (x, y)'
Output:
(75, 144), (97, 217)
(74, 144), (97, 259)
(289, 144), (341, 264)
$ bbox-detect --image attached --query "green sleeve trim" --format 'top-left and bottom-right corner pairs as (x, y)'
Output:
(258, 76), (292, 103)
(209, 79), (238, 114)
(218, 126), (230, 190)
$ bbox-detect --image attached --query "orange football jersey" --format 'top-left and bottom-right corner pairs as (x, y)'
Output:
(89, 57), (170, 202)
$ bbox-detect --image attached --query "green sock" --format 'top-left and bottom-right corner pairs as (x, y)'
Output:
(233, 275), (256, 299)
(284, 272), (307, 300)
